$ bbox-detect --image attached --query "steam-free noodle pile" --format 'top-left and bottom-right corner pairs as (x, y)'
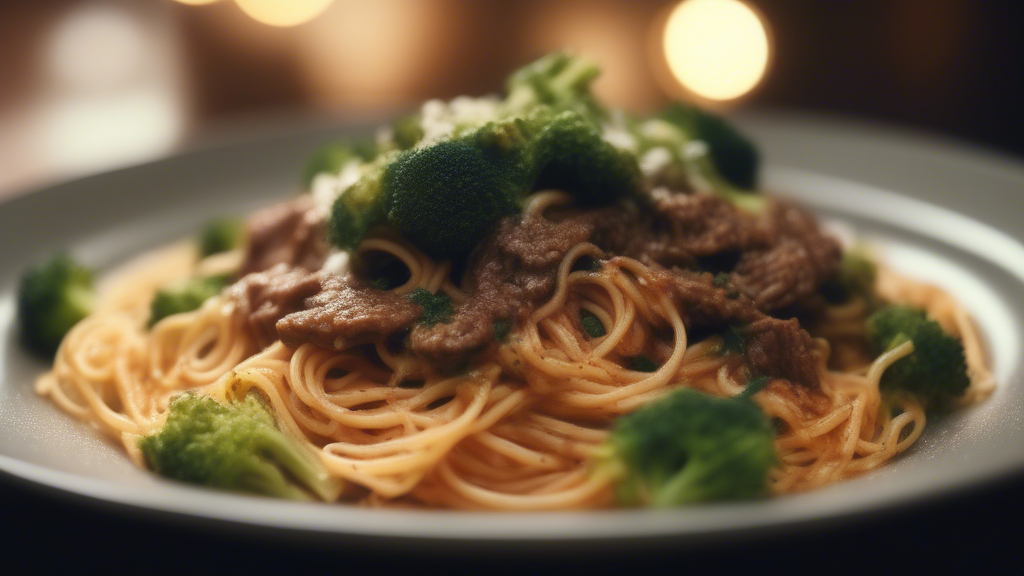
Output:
(27, 52), (995, 510)
(35, 192), (993, 510)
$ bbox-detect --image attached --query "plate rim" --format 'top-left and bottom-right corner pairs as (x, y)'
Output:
(2, 115), (1023, 544)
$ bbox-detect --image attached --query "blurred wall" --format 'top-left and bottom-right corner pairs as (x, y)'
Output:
(1, 0), (1020, 194)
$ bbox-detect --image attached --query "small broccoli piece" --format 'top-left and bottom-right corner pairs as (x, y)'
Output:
(383, 140), (521, 259)
(390, 113), (425, 150)
(580, 309), (606, 338)
(302, 139), (377, 187)
(504, 51), (606, 121)
(627, 356), (659, 372)
(17, 253), (96, 357)
(148, 275), (231, 327)
(198, 218), (244, 258)
(658, 103), (759, 190)
(533, 110), (641, 206)
(719, 324), (747, 355)
(408, 288), (454, 326)
(820, 251), (878, 305)
(327, 150), (399, 250)
(139, 392), (338, 500)
(866, 305), (970, 403)
(600, 387), (776, 507)
(493, 319), (512, 341)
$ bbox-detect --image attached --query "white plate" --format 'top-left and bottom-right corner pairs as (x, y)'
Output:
(1, 113), (1022, 544)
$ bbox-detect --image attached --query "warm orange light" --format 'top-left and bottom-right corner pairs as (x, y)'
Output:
(172, 0), (223, 5)
(234, 0), (334, 27)
(295, 0), (438, 111)
(662, 0), (769, 101)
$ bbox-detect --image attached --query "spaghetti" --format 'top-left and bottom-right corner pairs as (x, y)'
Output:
(34, 191), (993, 510)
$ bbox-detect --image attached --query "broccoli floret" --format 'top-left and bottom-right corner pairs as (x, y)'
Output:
(326, 150), (399, 250)
(599, 387), (776, 507)
(382, 140), (521, 259)
(627, 356), (659, 372)
(866, 305), (970, 403)
(17, 253), (96, 357)
(504, 51), (606, 121)
(658, 103), (759, 190)
(820, 251), (877, 305)
(580, 309), (606, 338)
(493, 319), (512, 341)
(302, 139), (377, 187)
(632, 109), (764, 212)
(198, 218), (244, 258)
(139, 392), (338, 500)
(390, 113), (425, 150)
(148, 275), (231, 327)
(533, 110), (641, 206)
(408, 288), (454, 326)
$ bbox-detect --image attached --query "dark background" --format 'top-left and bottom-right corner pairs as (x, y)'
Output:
(2, 0), (1022, 571)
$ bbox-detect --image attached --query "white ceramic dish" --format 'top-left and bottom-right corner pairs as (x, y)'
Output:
(1, 113), (1022, 545)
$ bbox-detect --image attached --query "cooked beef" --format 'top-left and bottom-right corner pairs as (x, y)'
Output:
(742, 316), (819, 387)
(229, 191), (836, 386)
(643, 264), (820, 387)
(409, 215), (593, 366)
(644, 264), (756, 326)
(241, 196), (329, 275)
(276, 274), (421, 350)
(231, 264), (322, 347)
(653, 192), (769, 257)
(231, 264), (420, 349)
(731, 201), (841, 311)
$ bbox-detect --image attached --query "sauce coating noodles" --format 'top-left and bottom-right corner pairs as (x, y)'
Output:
(35, 201), (993, 509)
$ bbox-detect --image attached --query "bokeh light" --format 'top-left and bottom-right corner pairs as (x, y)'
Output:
(523, 1), (656, 110)
(172, 0), (223, 5)
(234, 0), (334, 27)
(662, 0), (769, 101)
(46, 5), (146, 92)
(296, 0), (441, 112)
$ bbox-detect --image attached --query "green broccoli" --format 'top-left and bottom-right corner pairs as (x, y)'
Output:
(820, 250), (878, 305)
(326, 150), (399, 250)
(148, 275), (231, 327)
(504, 51), (606, 121)
(382, 140), (522, 259)
(492, 319), (512, 341)
(580, 309), (606, 338)
(198, 218), (244, 258)
(627, 356), (660, 372)
(17, 253), (96, 357)
(408, 288), (455, 326)
(533, 110), (641, 206)
(302, 139), (377, 187)
(139, 392), (338, 500)
(389, 113), (425, 150)
(866, 305), (970, 404)
(598, 384), (776, 507)
(657, 103), (760, 190)
(631, 109), (764, 212)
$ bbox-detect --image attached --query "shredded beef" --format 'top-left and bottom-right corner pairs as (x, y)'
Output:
(742, 317), (819, 387)
(241, 196), (329, 275)
(409, 215), (593, 366)
(731, 201), (841, 311)
(231, 264), (420, 349)
(230, 191), (838, 386)
(643, 265), (820, 387)
(276, 274), (421, 350)
(231, 264), (323, 347)
(653, 192), (769, 257)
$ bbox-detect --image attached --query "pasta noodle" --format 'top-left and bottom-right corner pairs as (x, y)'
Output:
(34, 192), (993, 510)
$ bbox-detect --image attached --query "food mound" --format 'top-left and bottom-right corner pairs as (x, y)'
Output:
(21, 52), (992, 509)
